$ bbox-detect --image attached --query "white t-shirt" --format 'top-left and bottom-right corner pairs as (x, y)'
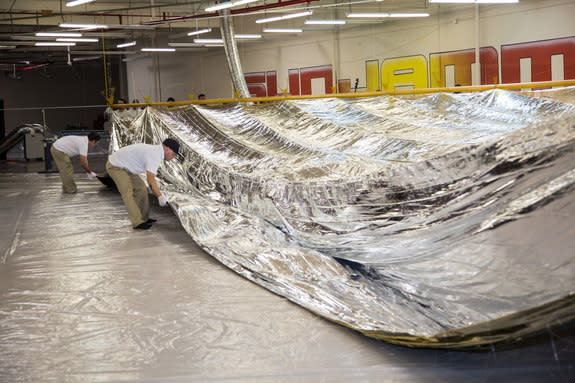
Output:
(53, 135), (89, 157)
(109, 143), (164, 175)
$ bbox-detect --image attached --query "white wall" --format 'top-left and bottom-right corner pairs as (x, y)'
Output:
(126, 0), (575, 101)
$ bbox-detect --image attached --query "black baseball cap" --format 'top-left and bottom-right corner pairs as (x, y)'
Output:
(162, 138), (180, 155)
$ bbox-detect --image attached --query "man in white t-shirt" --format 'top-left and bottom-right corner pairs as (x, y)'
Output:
(50, 132), (101, 193)
(106, 138), (180, 230)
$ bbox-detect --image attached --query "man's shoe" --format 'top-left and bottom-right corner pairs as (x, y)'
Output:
(146, 218), (157, 224)
(133, 222), (152, 230)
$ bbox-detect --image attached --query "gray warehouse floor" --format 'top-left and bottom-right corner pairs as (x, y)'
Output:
(1, 158), (574, 383)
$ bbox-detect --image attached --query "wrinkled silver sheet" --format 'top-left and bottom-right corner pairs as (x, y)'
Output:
(111, 87), (575, 348)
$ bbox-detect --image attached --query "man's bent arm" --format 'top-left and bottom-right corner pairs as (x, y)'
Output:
(79, 155), (91, 173)
(146, 171), (162, 197)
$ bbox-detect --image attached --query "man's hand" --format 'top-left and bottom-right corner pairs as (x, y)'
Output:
(158, 195), (168, 207)
(87, 171), (98, 179)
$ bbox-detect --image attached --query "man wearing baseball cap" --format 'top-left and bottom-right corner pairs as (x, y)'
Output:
(106, 138), (180, 230)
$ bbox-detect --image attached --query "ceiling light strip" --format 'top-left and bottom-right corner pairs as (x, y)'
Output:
(194, 38), (224, 44)
(73, 56), (101, 62)
(105, 24), (156, 30)
(430, 0), (518, 3)
(205, 0), (259, 12)
(35, 42), (77, 46)
(117, 41), (137, 48)
(389, 13), (430, 17)
(187, 28), (212, 36)
(347, 13), (430, 18)
(57, 38), (99, 42)
(59, 23), (108, 29)
(36, 32), (82, 37)
(256, 10), (313, 24)
(305, 20), (346, 25)
(235, 34), (262, 39)
(263, 28), (303, 33)
(168, 43), (204, 47)
(141, 48), (176, 52)
(66, 0), (95, 7)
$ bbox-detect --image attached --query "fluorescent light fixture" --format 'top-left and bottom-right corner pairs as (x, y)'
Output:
(205, 2), (234, 10)
(193, 36), (259, 44)
(36, 32), (82, 37)
(235, 34), (262, 39)
(104, 24), (156, 30)
(234, 0), (260, 5)
(187, 28), (212, 36)
(347, 13), (389, 17)
(205, 0), (259, 12)
(66, 0), (95, 6)
(192, 39), (225, 47)
(256, 10), (313, 24)
(0, 45), (15, 49)
(389, 13), (430, 17)
(35, 42), (76, 46)
(141, 48), (176, 52)
(75, 50), (132, 55)
(59, 23), (108, 29)
(347, 12), (429, 18)
(57, 38), (99, 42)
(305, 20), (346, 25)
(168, 43), (204, 47)
(263, 28), (303, 33)
(73, 55), (101, 62)
(117, 41), (137, 48)
(194, 38), (224, 44)
(430, 0), (518, 3)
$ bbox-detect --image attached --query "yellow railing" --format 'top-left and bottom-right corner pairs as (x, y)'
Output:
(111, 79), (575, 108)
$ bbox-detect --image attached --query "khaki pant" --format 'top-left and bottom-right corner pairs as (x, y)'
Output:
(50, 145), (77, 193)
(106, 161), (149, 227)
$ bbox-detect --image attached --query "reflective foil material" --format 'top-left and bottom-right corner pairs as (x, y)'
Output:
(110, 88), (575, 348)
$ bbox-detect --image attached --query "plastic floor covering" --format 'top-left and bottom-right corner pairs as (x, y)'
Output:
(0, 160), (574, 383)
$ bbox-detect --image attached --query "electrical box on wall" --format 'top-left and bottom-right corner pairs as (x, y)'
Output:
(24, 133), (44, 160)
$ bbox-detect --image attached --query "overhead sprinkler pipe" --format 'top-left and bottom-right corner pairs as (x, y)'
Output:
(1, 0), (318, 26)
(141, 0), (319, 25)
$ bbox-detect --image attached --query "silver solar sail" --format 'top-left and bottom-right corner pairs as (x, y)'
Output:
(110, 87), (575, 348)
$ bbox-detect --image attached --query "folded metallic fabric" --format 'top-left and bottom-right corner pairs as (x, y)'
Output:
(110, 87), (575, 349)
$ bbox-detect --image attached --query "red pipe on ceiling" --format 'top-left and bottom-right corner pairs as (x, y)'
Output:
(141, 0), (319, 25)
(1, 0), (319, 26)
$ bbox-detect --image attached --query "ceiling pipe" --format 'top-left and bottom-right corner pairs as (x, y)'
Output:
(1, 0), (318, 26)
(142, 0), (318, 24)
(0, 10), (154, 22)
(0, 1), (186, 22)
(231, 0), (317, 16)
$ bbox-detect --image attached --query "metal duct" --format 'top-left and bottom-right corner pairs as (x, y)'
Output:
(219, 10), (250, 98)
(0, 124), (45, 157)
